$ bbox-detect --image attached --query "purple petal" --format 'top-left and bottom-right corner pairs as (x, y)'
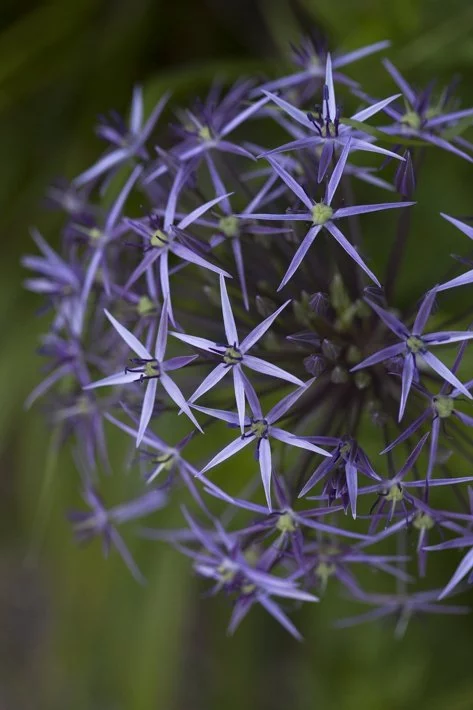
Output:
(172, 242), (230, 277)
(427, 107), (473, 129)
(326, 138), (352, 205)
(205, 153), (231, 213)
(104, 310), (151, 358)
(219, 274), (239, 344)
(267, 379), (314, 423)
(74, 148), (129, 186)
(138, 93), (170, 146)
(333, 40), (391, 69)
(334, 201), (415, 219)
(189, 363), (229, 403)
(130, 85), (143, 133)
(267, 157), (312, 210)
(399, 354), (415, 421)
(413, 287), (438, 335)
(125, 249), (161, 292)
(271, 428), (330, 457)
(177, 192), (234, 231)
(278, 225), (323, 291)
(239, 369), (263, 419)
(233, 365), (247, 434)
(190, 404), (242, 426)
(258, 437), (273, 510)
(231, 238), (249, 311)
(25, 363), (71, 409)
(421, 351), (473, 400)
(345, 461), (358, 519)
(363, 297), (408, 339)
(162, 355), (198, 372)
(454, 410), (473, 428)
(106, 164), (142, 231)
(318, 140), (334, 183)
(438, 269), (473, 292)
(383, 59), (417, 106)
(380, 410), (430, 453)
(164, 167), (185, 229)
(154, 299), (169, 361)
(261, 90), (314, 131)
(441, 213), (473, 241)
(241, 300), (290, 352)
(257, 596), (303, 641)
(160, 373), (203, 432)
(200, 435), (253, 473)
(350, 93), (401, 123)
(350, 342), (405, 371)
(244, 355), (304, 386)
(136, 378), (157, 447)
(170, 332), (216, 352)
(422, 133), (473, 164)
(324, 221), (381, 286)
(220, 95), (269, 138)
(237, 211), (310, 222)
(439, 547), (473, 599)
(324, 53), (336, 121)
(350, 137), (405, 161)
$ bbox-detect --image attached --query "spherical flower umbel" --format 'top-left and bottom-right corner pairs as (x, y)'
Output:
(24, 39), (473, 639)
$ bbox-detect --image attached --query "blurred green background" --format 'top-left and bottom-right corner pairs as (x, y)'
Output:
(3, 0), (473, 707)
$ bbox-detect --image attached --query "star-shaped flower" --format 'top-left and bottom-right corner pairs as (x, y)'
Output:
(84, 301), (201, 445)
(171, 274), (304, 433)
(240, 138), (414, 290)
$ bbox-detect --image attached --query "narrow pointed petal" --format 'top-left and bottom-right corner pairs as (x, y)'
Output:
(325, 221), (381, 286)
(317, 140), (334, 183)
(261, 90), (313, 131)
(160, 373), (203, 432)
(324, 53), (336, 120)
(237, 211), (310, 222)
(267, 379), (314, 423)
(413, 287), (438, 335)
(219, 274), (239, 344)
(172, 242), (230, 277)
(189, 363), (229, 403)
(258, 596), (303, 641)
(439, 548), (473, 599)
(205, 153), (231, 213)
(241, 300), (290, 352)
(136, 378), (157, 447)
(334, 40), (391, 69)
(350, 343), (405, 371)
(334, 201), (415, 219)
(164, 167), (185, 230)
(84, 371), (141, 389)
(441, 213), (473, 241)
(104, 310), (151, 358)
(271, 428), (330, 456)
(130, 85), (143, 133)
(383, 59), (416, 106)
(267, 156), (313, 209)
(138, 93), (170, 146)
(244, 355), (304, 386)
(74, 149), (129, 186)
(169, 332), (216, 352)
(421, 351), (473, 400)
(363, 297), (408, 338)
(220, 95), (269, 137)
(233, 366), (247, 434)
(154, 299), (169, 361)
(177, 192), (234, 231)
(381, 410), (430, 453)
(438, 269), (473, 292)
(231, 238), (249, 311)
(350, 93), (401, 123)
(345, 461), (358, 519)
(239, 368), (263, 419)
(106, 164), (143, 231)
(278, 225), (322, 291)
(350, 137), (404, 161)
(399, 354), (415, 421)
(326, 138), (352, 205)
(200, 435), (253, 473)
(259, 437), (273, 510)
(162, 355), (198, 372)
(125, 249), (161, 291)
(190, 404), (242, 426)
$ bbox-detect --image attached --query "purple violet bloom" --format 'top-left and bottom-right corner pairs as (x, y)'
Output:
(68, 484), (167, 582)
(298, 435), (379, 518)
(84, 302), (202, 444)
(256, 39), (390, 96)
(171, 274), (304, 433)
(193, 376), (329, 509)
(351, 287), (473, 420)
(425, 535), (473, 599)
(240, 138), (414, 290)
(259, 53), (403, 179)
(74, 87), (170, 186)
(125, 165), (232, 324)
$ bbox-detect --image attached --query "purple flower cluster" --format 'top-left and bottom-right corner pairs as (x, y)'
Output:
(24, 38), (473, 638)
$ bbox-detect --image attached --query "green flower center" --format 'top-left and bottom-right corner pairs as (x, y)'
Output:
(401, 111), (422, 130)
(250, 419), (269, 439)
(89, 227), (103, 241)
(413, 512), (434, 530)
(199, 125), (212, 142)
(218, 215), (240, 238)
(406, 335), (424, 354)
(137, 296), (157, 317)
(316, 561), (335, 582)
(223, 346), (243, 365)
(433, 395), (455, 419)
(311, 202), (333, 225)
(144, 361), (161, 378)
(153, 452), (175, 471)
(340, 441), (352, 458)
(217, 563), (236, 584)
(150, 229), (169, 248)
(385, 483), (403, 502)
(276, 511), (296, 534)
